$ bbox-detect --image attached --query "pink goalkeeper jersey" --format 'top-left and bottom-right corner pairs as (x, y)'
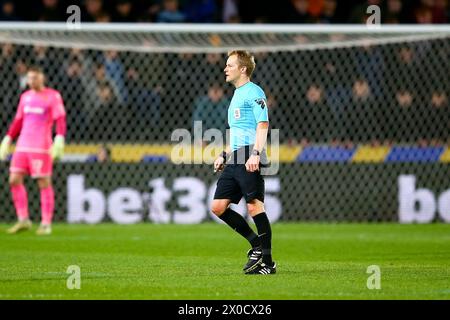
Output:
(15, 88), (66, 153)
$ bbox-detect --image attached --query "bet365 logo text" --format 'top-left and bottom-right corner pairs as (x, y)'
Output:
(67, 175), (281, 224)
(398, 175), (450, 223)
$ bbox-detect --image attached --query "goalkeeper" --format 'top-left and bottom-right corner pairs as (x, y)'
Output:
(0, 66), (66, 235)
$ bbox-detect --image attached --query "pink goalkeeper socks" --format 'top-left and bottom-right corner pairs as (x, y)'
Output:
(11, 184), (29, 221)
(40, 186), (55, 225)
(11, 184), (55, 224)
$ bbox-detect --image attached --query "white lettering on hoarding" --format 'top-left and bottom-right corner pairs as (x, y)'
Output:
(67, 174), (282, 224)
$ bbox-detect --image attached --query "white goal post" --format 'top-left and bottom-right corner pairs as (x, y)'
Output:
(0, 23), (448, 53)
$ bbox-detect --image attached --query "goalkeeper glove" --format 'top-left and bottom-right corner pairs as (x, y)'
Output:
(0, 136), (11, 161)
(51, 135), (65, 160)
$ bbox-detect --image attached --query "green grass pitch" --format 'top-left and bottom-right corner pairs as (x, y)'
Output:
(0, 223), (449, 300)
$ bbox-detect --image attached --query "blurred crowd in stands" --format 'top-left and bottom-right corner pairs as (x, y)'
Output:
(0, 0), (448, 24)
(0, 40), (448, 146)
(0, 0), (448, 146)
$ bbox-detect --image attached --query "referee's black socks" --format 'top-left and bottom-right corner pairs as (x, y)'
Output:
(252, 212), (273, 265)
(219, 208), (261, 248)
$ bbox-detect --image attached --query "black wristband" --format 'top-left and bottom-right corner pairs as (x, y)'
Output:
(221, 151), (227, 160)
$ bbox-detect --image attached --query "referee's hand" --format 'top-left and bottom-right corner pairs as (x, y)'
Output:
(214, 156), (225, 173)
(246, 155), (260, 172)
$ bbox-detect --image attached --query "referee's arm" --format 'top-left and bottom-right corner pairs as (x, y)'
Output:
(214, 143), (231, 173)
(253, 121), (269, 153)
(246, 121), (269, 172)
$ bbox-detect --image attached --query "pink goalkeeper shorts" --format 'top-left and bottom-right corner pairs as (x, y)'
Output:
(10, 152), (53, 178)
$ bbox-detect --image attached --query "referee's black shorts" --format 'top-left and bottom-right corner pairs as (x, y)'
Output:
(213, 146), (265, 204)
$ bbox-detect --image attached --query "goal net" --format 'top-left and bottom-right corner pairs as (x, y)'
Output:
(0, 23), (449, 223)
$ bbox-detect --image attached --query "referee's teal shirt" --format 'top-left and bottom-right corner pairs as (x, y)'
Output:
(228, 81), (269, 152)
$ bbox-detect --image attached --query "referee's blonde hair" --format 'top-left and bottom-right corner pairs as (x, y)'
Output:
(228, 50), (256, 78)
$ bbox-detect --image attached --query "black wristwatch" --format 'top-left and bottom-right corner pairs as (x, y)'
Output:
(252, 149), (260, 156)
(221, 151), (227, 160)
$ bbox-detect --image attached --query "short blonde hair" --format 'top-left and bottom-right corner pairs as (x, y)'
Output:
(27, 65), (44, 74)
(228, 50), (256, 77)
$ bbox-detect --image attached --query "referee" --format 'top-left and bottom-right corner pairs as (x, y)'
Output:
(211, 50), (276, 275)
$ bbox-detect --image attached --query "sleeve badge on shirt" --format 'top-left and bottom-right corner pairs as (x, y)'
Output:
(234, 108), (241, 119)
(255, 98), (267, 109)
